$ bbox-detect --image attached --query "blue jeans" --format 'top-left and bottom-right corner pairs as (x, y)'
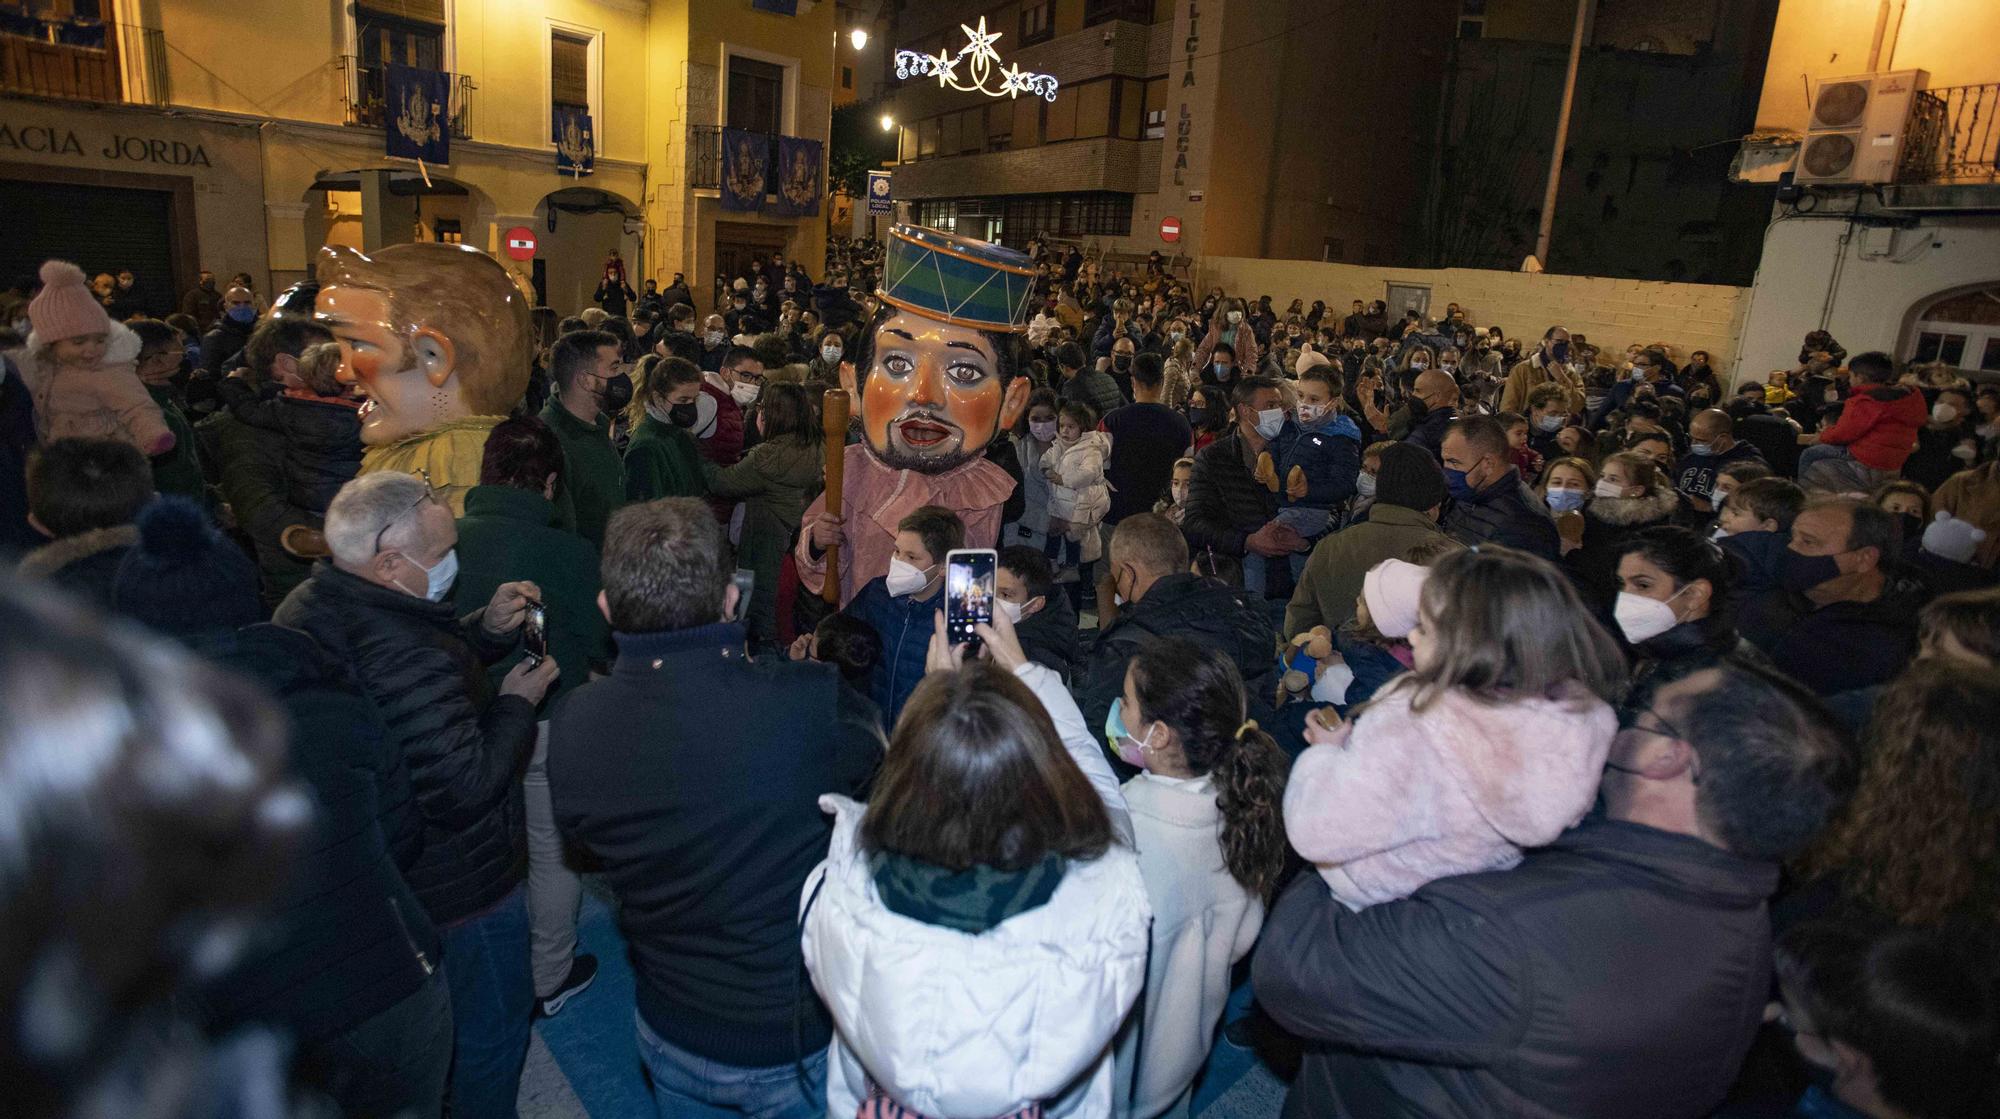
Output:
(441, 884), (532, 1119)
(635, 1011), (827, 1119)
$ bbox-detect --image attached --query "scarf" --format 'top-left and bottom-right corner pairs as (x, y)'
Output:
(869, 850), (1065, 934)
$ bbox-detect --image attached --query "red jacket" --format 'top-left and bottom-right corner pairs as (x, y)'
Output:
(1816, 384), (1926, 472)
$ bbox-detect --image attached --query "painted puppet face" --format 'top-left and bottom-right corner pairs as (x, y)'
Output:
(861, 308), (1027, 474)
(317, 284), (464, 447)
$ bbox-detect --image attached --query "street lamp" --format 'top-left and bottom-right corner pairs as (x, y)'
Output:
(879, 113), (895, 132)
(849, 28), (869, 50)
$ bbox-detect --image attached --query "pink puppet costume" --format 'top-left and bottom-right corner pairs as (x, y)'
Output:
(797, 226), (1035, 605)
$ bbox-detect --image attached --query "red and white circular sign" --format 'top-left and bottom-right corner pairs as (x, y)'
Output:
(504, 226), (538, 261)
(1159, 216), (1182, 243)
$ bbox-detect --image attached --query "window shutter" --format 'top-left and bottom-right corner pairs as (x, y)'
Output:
(551, 34), (590, 108)
(358, 0), (446, 25)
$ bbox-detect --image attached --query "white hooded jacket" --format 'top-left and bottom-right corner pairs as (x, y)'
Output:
(800, 663), (1148, 1118)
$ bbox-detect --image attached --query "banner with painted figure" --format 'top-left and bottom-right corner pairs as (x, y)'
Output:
(773, 136), (822, 217)
(554, 105), (594, 176)
(385, 64), (451, 164)
(720, 127), (768, 212)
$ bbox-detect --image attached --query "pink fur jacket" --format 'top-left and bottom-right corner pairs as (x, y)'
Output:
(1283, 680), (1616, 909)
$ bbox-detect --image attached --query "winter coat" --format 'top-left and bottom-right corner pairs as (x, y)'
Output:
(551, 621), (883, 1068)
(1933, 462), (2000, 568)
(1044, 432), (1112, 561)
(1184, 429), (1289, 597)
(452, 485), (612, 707)
(1499, 353), (1584, 415)
(1193, 317), (1259, 375)
(1442, 467), (1560, 561)
(1284, 504), (1455, 640)
(1253, 817), (1783, 1119)
(274, 562), (535, 925)
(1061, 368), (1125, 419)
(1010, 432), (1058, 551)
(1740, 572), (1927, 696)
(0, 356), (36, 554)
(1270, 413), (1362, 526)
(842, 575), (945, 729)
(218, 380), (362, 517)
(538, 398), (626, 548)
(145, 383), (206, 504)
(10, 325), (173, 456)
(17, 524), (136, 612)
(199, 316), (254, 380)
(1567, 479), (1681, 608)
(1718, 528), (1790, 593)
(1672, 440), (1763, 509)
(1814, 383), (1927, 473)
(623, 414), (709, 502)
(196, 399), (311, 609)
(1285, 681), (1615, 909)
(187, 624), (439, 1045)
(1015, 587), (1080, 683)
(1074, 573), (1276, 738)
(1401, 405), (1455, 460)
(1112, 774), (1264, 1119)
(700, 435), (824, 648)
(804, 662), (1142, 1119)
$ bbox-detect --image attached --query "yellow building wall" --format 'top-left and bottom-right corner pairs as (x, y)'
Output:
(1755, 0), (2000, 133)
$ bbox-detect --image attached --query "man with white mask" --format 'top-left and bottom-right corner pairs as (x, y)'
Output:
(276, 469), (555, 1118)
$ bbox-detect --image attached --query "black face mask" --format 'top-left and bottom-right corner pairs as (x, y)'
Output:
(1113, 355), (1132, 371)
(668, 401), (699, 428)
(599, 373), (634, 414)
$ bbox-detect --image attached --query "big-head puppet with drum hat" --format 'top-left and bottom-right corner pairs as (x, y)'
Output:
(796, 225), (1036, 606)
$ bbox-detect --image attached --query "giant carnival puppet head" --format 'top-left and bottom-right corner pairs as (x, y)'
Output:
(313, 243), (532, 446)
(847, 225), (1035, 474)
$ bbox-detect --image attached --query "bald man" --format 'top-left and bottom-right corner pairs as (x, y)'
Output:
(1403, 368), (1462, 459)
(199, 284), (262, 380)
(1674, 408), (1764, 512)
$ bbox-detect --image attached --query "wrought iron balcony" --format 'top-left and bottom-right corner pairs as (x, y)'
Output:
(691, 124), (784, 195)
(0, 14), (166, 105)
(1899, 82), (1999, 185)
(341, 55), (473, 141)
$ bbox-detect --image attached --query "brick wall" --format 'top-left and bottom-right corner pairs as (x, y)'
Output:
(1199, 256), (1750, 368)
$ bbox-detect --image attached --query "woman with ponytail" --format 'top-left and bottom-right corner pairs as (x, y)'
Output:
(1109, 637), (1289, 1119)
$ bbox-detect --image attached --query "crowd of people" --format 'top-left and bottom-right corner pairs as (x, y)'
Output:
(2, 238), (1998, 1119)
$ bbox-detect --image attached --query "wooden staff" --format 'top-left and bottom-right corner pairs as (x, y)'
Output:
(821, 386), (850, 604)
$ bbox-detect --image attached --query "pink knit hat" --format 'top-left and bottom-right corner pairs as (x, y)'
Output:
(1362, 558), (1429, 638)
(28, 260), (112, 345)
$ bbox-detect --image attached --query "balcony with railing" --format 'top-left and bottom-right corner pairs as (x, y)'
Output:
(0, 12), (166, 106)
(340, 54), (473, 140)
(1889, 82), (1999, 209)
(690, 124), (795, 198)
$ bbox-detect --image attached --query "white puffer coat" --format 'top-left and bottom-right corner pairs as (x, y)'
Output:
(800, 665), (1149, 1119)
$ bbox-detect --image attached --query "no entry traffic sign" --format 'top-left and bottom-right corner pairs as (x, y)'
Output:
(1159, 216), (1181, 243)
(504, 226), (538, 261)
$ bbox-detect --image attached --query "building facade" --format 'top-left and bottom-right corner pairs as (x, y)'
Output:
(876, 0), (1458, 265)
(1732, 0), (2000, 380)
(0, 0), (837, 318)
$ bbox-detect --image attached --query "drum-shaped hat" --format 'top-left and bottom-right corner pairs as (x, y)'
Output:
(877, 224), (1037, 334)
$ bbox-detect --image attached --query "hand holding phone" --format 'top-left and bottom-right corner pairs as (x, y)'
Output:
(522, 601), (548, 668)
(945, 549), (998, 654)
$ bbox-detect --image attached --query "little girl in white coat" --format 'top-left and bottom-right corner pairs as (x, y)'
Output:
(1285, 547), (1625, 910)
(1042, 401), (1113, 568)
(1109, 638), (1290, 1119)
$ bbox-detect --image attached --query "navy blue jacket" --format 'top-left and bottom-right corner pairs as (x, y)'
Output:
(843, 575), (944, 728)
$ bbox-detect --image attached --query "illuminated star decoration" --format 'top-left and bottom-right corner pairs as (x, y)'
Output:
(894, 16), (1060, 103)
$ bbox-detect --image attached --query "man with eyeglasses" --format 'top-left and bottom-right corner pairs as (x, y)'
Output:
(1253, 656), (1846, 1119)
(277, 470), (558, 1118)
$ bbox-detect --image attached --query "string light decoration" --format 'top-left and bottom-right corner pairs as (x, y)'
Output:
(894, 17), (1060, 103)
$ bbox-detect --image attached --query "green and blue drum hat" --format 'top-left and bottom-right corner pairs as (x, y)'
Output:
(877, 224), (1037, 334)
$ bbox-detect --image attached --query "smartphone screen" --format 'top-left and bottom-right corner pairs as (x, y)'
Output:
(945, 549), (998, 650)
(523, 602), (548, 667)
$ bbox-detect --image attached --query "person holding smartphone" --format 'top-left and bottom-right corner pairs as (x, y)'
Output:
(839, 506), (962, 728)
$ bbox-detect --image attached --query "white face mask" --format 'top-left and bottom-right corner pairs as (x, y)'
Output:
(1595, 477), (1630, 500)
(730, 379), (760, 406)
(1226, 310), (1244, 325)
(885, 557), (933, 598)
(1297, 402), (1328, 424)
(996, 597), (1024, 625)
(704, 330), (725, 346)
(1934, 402), (1960, 425)
(402, 548), (459, 602)
(821, 345), (842, 364)
(1614, 586), (1688, 645)
(1254, 407), (1286, 440)
(1355, 471), (1377, 498)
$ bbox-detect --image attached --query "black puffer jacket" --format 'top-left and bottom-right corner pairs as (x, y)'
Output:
(190, 624), (439, 1043)
(275, 562), (535, 924)
(1442, 467), (1560, 561)
(1567, 480), (1681, 609)
(218, 379), (363, 517)
(1184, 429), (1291, 597)
(1254, 817), (1781, 1119)
(1073, 572), (1276, 737)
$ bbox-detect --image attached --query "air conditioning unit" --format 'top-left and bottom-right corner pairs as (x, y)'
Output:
(1794, 69), (1929, 185)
